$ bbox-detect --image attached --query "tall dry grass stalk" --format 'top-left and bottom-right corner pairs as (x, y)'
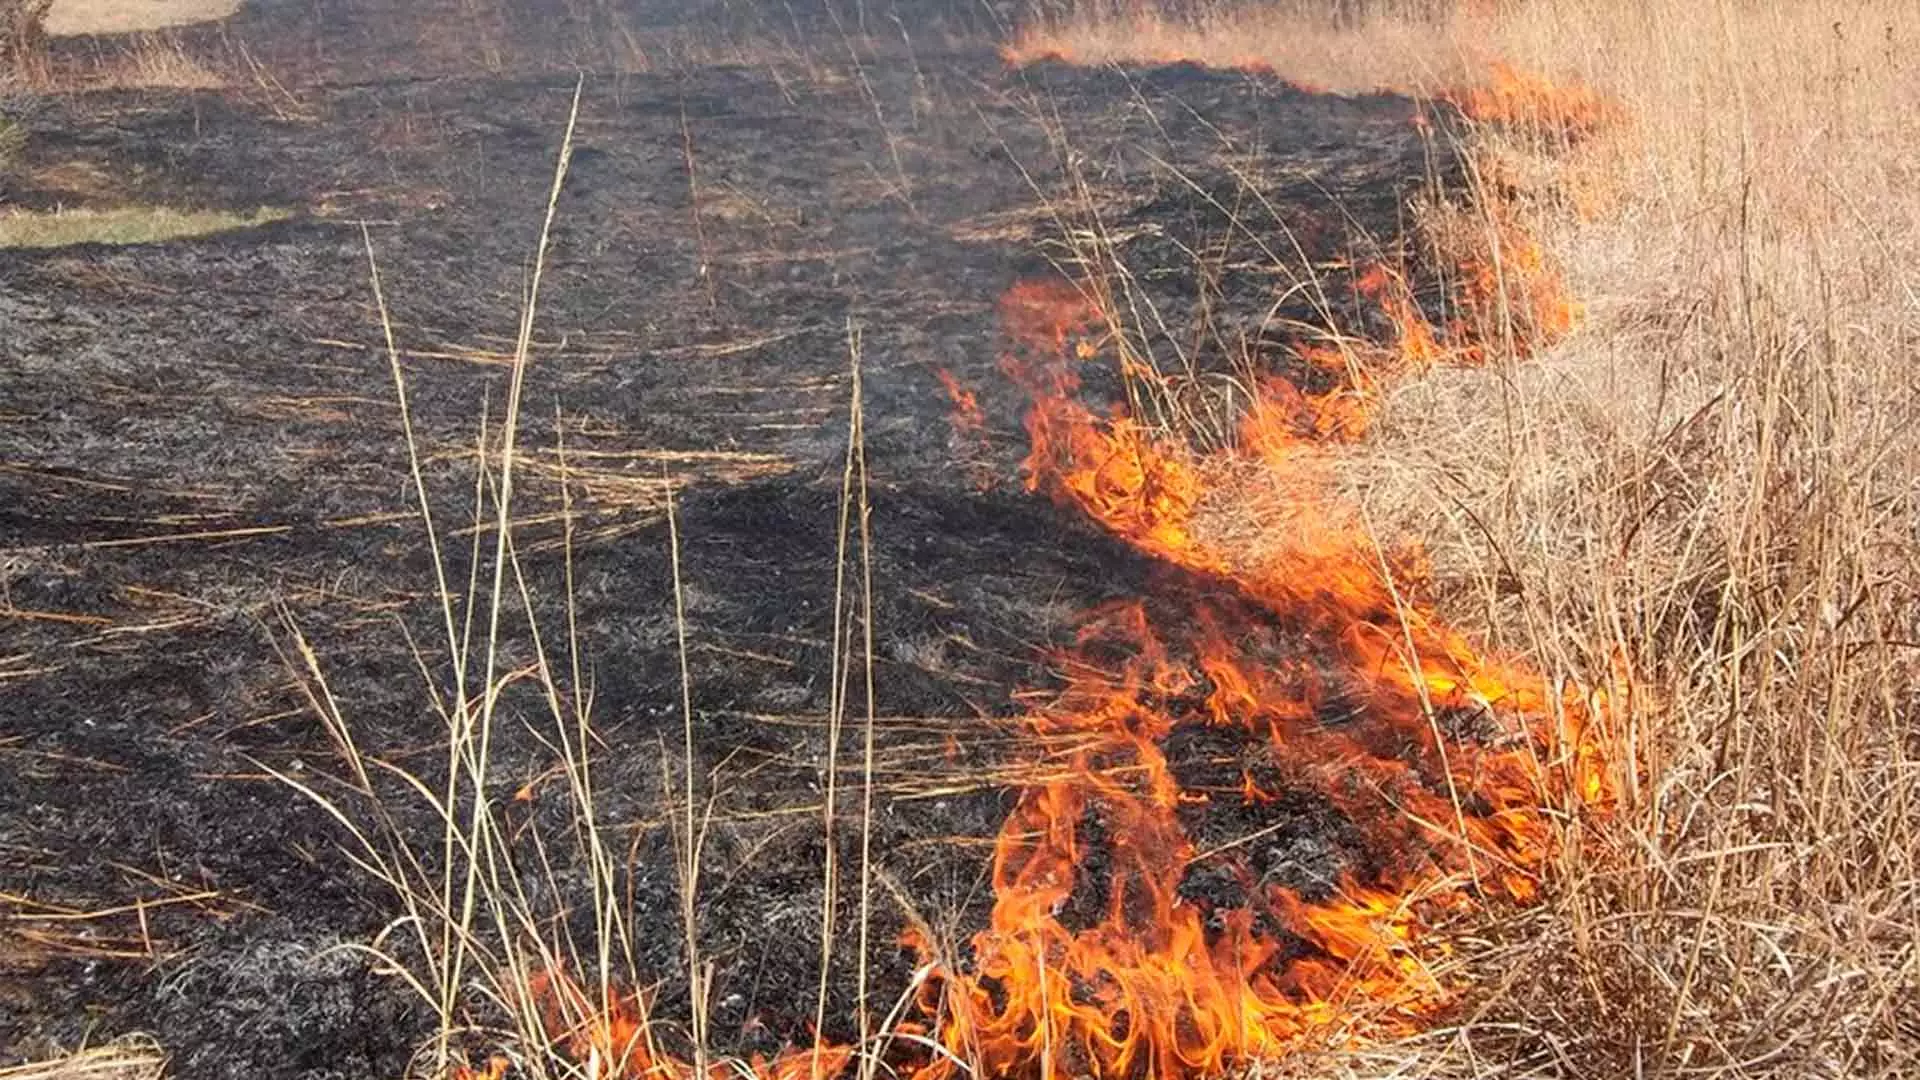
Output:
(1014, 0), (1918, 1076)
(271, 81), (607, 1080)
(278, 81), (906, 1079)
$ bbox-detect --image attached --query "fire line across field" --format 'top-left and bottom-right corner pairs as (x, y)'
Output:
(0, 3), (1552, 1075)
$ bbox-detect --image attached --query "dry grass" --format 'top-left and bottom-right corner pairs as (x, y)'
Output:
(0, 205), (287, 247)
(96, 32), (225, 88)
(1373, 5), (1920, 1075)
(0, 1038), (167, 1080)
(0, 1), (49, 62)
(1019, 0), (1918, 1076)
(1002, 0), (1467, 93)
(3, 24), (226, 89)
(42, 0), (239, 37)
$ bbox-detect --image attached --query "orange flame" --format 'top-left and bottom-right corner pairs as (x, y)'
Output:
(897, 269), (1614, 1078)
(449, 1055), (511, 1080)
(937, 367), (999, 490)
(1355, 265), (1444, 369)
(521, 968), (856, 1080)
(1352, 228), (1581, 374)
(1451, 61), (1617, 134)
(1460, 213), (1582, 348)
(936, 368), (988, 437)
(500, 38), (1618, 1080)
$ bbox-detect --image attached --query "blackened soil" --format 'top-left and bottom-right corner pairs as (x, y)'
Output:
(2, 2), (1456, 1074)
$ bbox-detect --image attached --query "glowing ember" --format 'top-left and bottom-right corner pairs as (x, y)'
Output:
(937, 368), (989, 437)
(938, 367), (998, 489)
(521, 968), (856, 1080)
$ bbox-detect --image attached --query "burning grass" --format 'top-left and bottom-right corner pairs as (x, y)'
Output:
(218, 2), (1916, 1078)
(900, 272), (1615, 1074)
(292, 60), (1616, 1080)
(996, 0), (1919, 1075)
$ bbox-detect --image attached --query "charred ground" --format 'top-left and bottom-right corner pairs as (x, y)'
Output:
(2, 3), (1460, 1074)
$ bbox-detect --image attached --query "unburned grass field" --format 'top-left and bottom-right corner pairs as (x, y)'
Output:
(1, 1), (1914, 1079)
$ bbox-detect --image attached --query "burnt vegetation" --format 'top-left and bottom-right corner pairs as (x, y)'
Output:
(0, 4), (1465, 1075)
(3, 1), (1914, 1079)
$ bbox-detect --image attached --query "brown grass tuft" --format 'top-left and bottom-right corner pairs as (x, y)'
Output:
(100, 32), (224, 88)
(1, 0), (52, 76)
(0, 1037), (167, 1080)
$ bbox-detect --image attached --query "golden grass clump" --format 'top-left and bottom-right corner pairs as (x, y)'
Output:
(0, 1037), (167, 1080)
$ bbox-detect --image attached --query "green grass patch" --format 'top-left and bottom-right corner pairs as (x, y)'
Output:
(0, 204), (290, 248)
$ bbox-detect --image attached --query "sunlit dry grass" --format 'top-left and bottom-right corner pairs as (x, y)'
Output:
(1368, 5), (1920, 1075)
(42, 0), (239, 37)
(0, 205), (287, 247)
(0, 1038), (167, 1080)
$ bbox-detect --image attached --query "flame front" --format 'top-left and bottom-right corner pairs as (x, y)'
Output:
(1453, 62), (1616, 134)
(907, 264), (1613, 1078)
(513, 265), (1612, 1080)
(504, 51), (1618, 1080)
